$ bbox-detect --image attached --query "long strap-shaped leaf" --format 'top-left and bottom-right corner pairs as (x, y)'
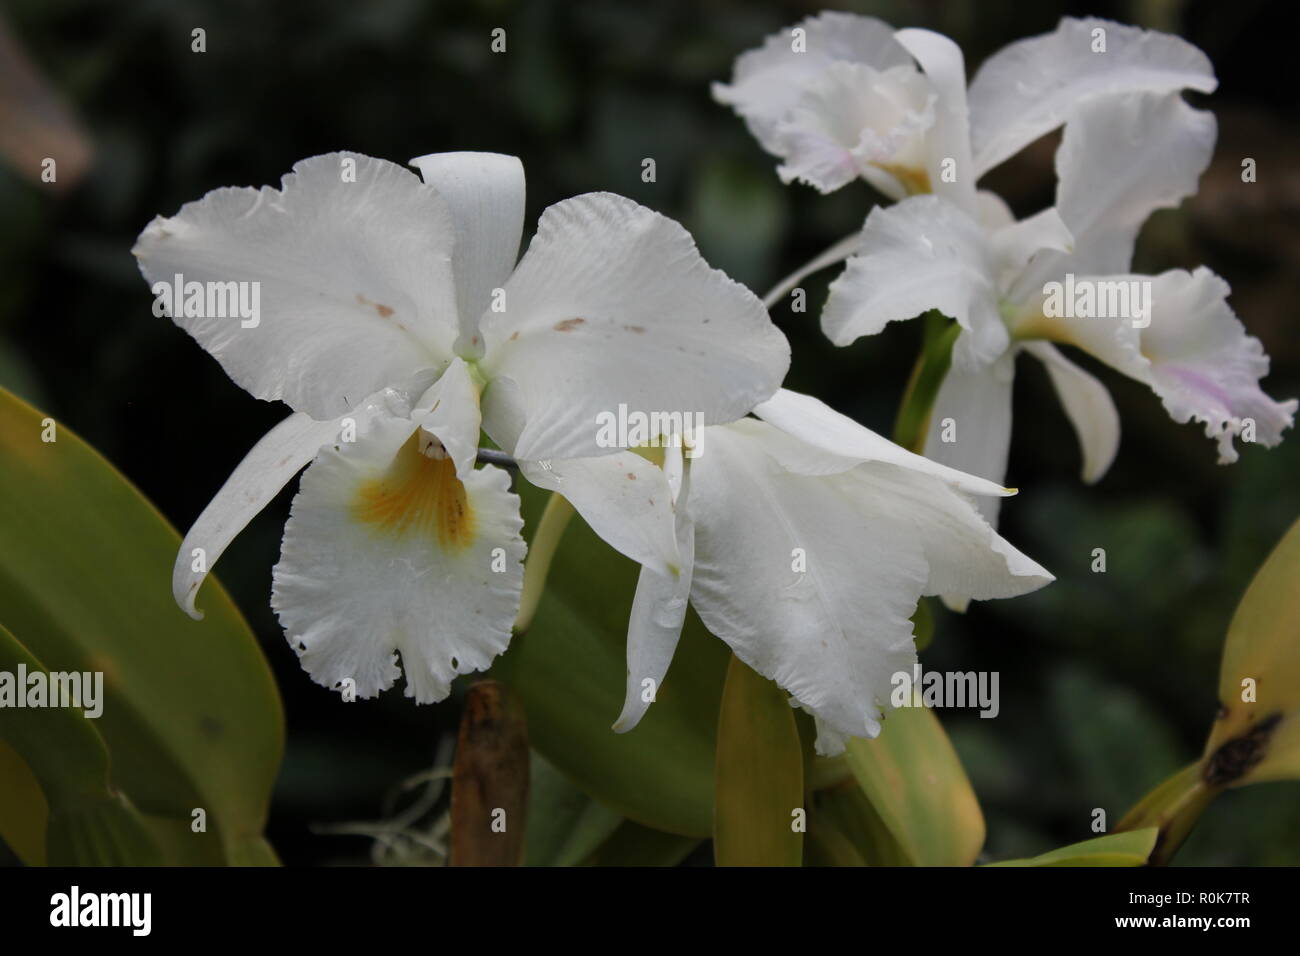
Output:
(986, 828), (1159, 867)
(713, 654), (803, 866)
(0, 623), (159, 864)
(843, 704), (986, 866)
(0, 386), (283, 864)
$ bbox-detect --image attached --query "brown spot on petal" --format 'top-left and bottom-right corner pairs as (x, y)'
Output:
(626, 473), (636, 480)
(554, 317), (586, 332)
(353, 434), (476, 551)
(356, 293), (395, 318)
(625, 325), (645, 334)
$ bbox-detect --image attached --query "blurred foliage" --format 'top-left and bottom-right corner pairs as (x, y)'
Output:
(986, 828), (1158, 867)
(0, 387), (282, 864)
(0, 0), (1296, 864)
(713, 654), (804, 866)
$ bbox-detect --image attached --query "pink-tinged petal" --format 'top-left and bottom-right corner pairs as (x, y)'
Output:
(1141, 268), (1296, 463)
(713, 12), (912, 157)
(771, 61), (935, 197)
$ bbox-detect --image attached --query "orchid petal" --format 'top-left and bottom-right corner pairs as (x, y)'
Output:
(1140, 268), (1297, 463)
(413, 356), (483, 480)
(1012, 276), (1147, 383)
(688, 421), (924, 753)
(173, 389), (409, 620)
(1051, 92), (1215, 278)
(895, 28), (977, 213)
(848, 460), (1054, 602)
(272, 414), (524, 702)
(712, 12), (912, 158)
(993, 207), (1073, 300)
(518, 450), (680, 578)
(690, 419), (1050, 754)
(1024, 341), (1120, 483)
(133, 152), (458, 419)
(613, 446), (695, 734)
(481, 193), (789, 461)
(922, 355), (1016, 529)
(770, 61), (935, 198)
(822, 195), (1007, 365)
(409, 151), (526, 355)
(969, 17), (1216, 177)
(753, 388), (1011, 497)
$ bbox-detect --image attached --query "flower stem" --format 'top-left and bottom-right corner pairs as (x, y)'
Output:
(1115, 761), (1215, 865)
(891, 310), (960, 454)
(760, 232), (863, 310)
(514, 491), (575, 635)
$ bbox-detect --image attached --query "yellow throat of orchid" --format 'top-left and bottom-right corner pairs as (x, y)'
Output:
(353, 432), (476, 551)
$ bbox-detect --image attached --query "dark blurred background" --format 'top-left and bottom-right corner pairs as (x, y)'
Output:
(1, 0), (1296, 865)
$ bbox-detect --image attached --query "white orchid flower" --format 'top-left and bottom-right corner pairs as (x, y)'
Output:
(712, 11), (937, 200)
(133, 150), (789, 702)
(714, 14), (1216, 207)
(583, 389), (1053, 756)
(822, 91), (1296, 526)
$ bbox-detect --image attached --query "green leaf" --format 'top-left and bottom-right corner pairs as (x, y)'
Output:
(1204, 516), (1300, 787)
(804, 791), (869, 867)
(844, 705), (985, 865)
(810, 779), (910, 866)
(582, 820), (699, 867)
(525, 753), (623, 867)
(892, 311), (959, 454)
(1115, 762), (1211, 866)
(986, 828), (1159, 867)
(494, 480), (729, 839)
(0, 739), (46, 865)
(1117, 518), (1300, 864)
(713, 654), (803, 867)
(0, 622), (160, 864)
(0, 386), (283, 864)
(46, 795), (162, 866)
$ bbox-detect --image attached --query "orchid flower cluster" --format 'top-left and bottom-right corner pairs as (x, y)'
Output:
(134, 15), (1292, 758)
(716, 13), (1295, 527)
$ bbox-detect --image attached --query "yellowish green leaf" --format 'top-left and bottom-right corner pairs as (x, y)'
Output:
(713, 654), (803, 867)
(0, 386), (283, 864)
(0, 622), (159, 864)
(0, 739), (45, 865)
(844, 704), (985, 865)
(1204, 517), (1300, 788)
(986, 828), (1159, 867)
